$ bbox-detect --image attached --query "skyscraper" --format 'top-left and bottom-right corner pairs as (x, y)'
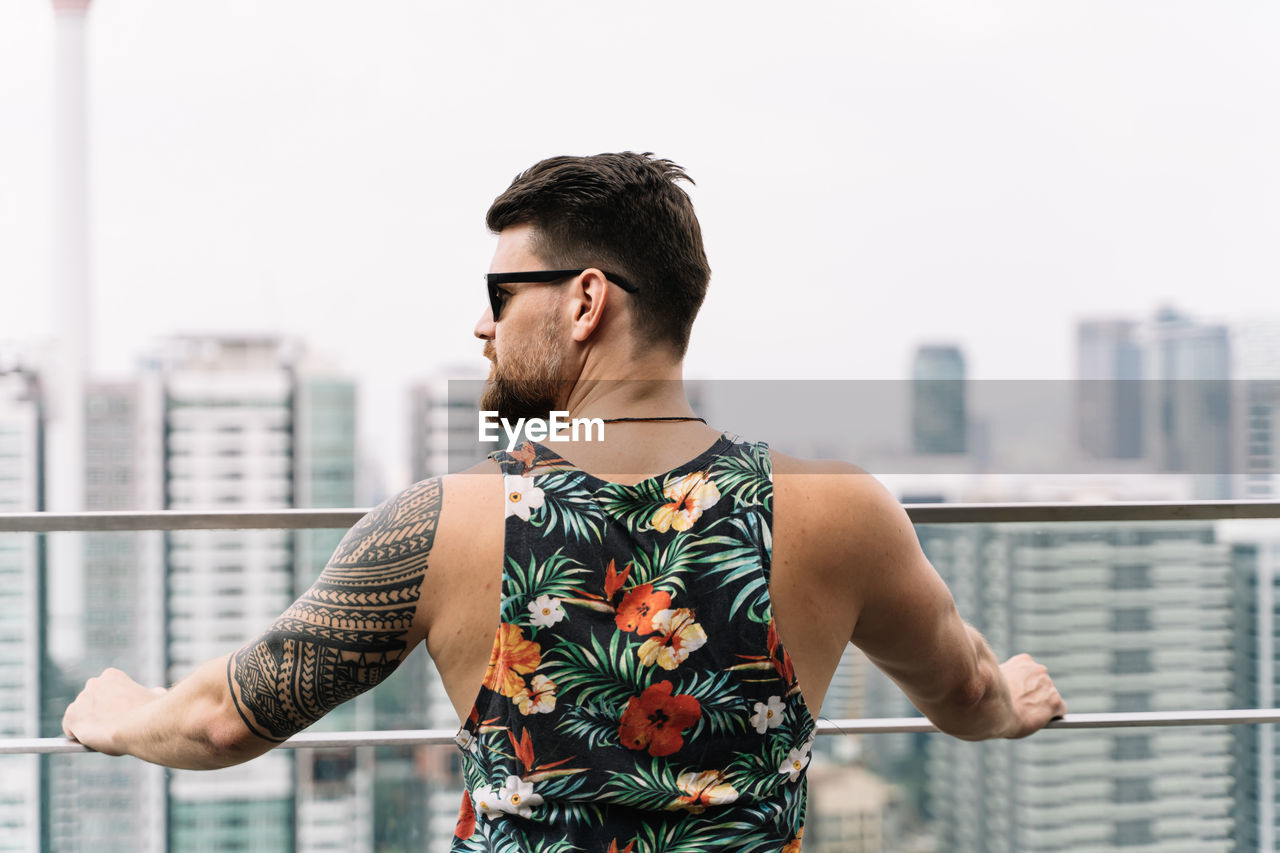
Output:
(912, 345), (967, 455)
(143, 335), (358, 852)
(1076, 319), (1144, 460)
(1149, 308), (1233, 499)
(46, 380), (167, 851)
(0, 366), (44, 853)
(923, 520), (1239, 852)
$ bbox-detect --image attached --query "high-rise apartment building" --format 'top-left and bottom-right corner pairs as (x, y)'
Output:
(137, 336), (357, 852)
(924, 521), (1240, 852)
(0, 367), (44, 853)
(46, 381), (167, 851)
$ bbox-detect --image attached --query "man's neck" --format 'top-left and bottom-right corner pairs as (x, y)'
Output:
(561, 350), (693, 422)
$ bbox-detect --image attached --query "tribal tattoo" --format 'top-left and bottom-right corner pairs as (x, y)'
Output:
(228, 477), (444, 742)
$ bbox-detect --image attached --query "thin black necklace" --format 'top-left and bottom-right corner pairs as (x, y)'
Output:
(600, 416), (707, 424)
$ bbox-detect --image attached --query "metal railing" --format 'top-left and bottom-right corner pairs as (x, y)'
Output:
(8, 710), (1280, 757)
(6, 499), (1280, 532)
(3, 500), (1279, 758)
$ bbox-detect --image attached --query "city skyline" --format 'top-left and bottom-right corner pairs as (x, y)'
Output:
(4, 1), (1280, 488)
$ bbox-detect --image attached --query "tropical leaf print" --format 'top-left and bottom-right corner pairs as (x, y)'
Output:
(672, 670), (748, 740)
(539, 629), (650, 707)
(555, 702), (623, 750)
(627, 533), (726, 597)
(708, 442), (772, 512)
(593, 477), (670, 533)
(631, 813), (786, 853)
(695, 514), (772, 623)
(455, 437), (808, 852)
(529, 470), (606, 543)
(598, 760), (682, 811)
(500, 549), (591, 626)
(523, 839), (585, 853)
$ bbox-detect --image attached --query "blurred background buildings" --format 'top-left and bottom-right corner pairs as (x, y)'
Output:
(6, 0), (1280, 849)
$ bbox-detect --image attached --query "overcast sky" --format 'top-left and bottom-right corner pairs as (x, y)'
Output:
(2, 1), (1278, 482)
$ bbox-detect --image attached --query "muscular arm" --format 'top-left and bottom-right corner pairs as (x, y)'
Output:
(63, 477), (444, 768)
(229, 477), (442, 741)
(802, 463), (1063, 740)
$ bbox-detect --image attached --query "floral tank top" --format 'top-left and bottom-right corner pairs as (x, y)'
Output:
(451, 434), (814, 853)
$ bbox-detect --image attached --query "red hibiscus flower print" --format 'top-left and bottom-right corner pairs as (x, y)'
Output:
(454, 789), (476, 839)
(615, 583), (672, 634)
(618, 680), (702, 757)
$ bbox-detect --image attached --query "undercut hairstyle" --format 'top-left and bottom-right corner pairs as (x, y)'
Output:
(486, 152), (711, 357)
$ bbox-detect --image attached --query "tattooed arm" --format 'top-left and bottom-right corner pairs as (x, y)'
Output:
(62, 478), (444, 769)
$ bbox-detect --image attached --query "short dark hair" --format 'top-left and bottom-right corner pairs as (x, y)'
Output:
(486, 152), (711, 357)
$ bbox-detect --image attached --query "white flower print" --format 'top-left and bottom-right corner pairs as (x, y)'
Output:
(496, 774), (544, 818)
(454, 729), (479, 754)
(472, 785), (504, 820)
(750, 695), (786, 734)
(503, 474), (545, 521)
(527, 595), (566, 628)
(778, 736), (814, 782)
(637, 608), (708, 670)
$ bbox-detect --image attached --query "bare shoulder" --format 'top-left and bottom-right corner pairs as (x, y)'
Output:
(330, 459), (500, 568)
(769, 449), (906, 539)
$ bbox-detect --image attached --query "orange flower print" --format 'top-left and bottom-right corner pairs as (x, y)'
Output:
(618, 680), (702, 757)
(606, 841), (635, 853)
(614, 583), (672, 634)
(780, 827), (804, 853)
(603, 559), (632, 602)
(513, 673), (557, 715)
(637, 608), (707, 670)
(651, 471), (720, 533)
(668, 769), (738, 814)
(767, 618), (797, 688)
(483, 622), (542, 698)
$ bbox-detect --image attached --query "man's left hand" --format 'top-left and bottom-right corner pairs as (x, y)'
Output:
(62, 668), (167, 754)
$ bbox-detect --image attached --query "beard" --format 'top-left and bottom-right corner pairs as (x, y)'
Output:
(480, 319), (572, 422)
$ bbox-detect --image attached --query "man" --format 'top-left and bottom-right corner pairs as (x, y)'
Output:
(64, 152), (1064, 850)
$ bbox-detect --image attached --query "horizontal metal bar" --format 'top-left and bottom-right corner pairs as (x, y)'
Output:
(6, 710), (1280, 756)
(4, 501), (1280, 533)
(904, 500), (1280, 524)
(0, 509), (368, 533)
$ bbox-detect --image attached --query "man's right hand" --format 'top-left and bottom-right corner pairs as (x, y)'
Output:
(998, 653), (1067, 739)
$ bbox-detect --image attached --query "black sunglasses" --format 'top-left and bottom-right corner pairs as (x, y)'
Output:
(485, 268), (638, 321)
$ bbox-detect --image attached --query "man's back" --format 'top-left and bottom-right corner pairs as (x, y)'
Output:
(436, 430), (816, 848)
(423, 426), (858, 729)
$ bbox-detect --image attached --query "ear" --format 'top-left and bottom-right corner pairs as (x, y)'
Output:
(567, 269), (610, 343)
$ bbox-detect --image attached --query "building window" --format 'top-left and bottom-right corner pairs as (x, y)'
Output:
(1113, 778), (1152, 803)
(1110, 608), (1152, 632)
(1112, 649), (1153, 675)
(1110, 564), (1152, 590)
(1113, 819), (1154, 846)
(1112, 734), (1152, 761)
(1114, 692), (1150, 712)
